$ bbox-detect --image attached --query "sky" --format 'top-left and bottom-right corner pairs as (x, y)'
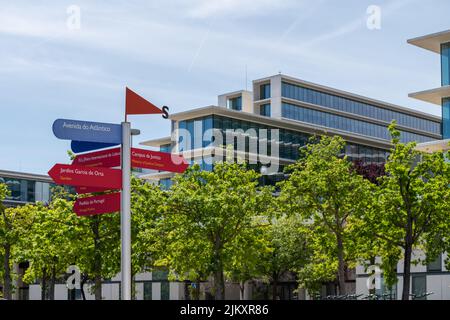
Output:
(0, 0), (449, 174)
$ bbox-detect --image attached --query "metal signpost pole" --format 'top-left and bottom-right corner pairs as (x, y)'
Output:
(121, 122), (131, 300)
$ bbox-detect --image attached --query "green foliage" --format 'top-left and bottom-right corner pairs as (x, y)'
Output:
(159, 161), (273, 298)
(359, 122), (450, 297)
(131, 176), (166, 275)
(278, 135), (375, 294)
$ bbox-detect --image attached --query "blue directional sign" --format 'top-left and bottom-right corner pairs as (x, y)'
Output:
(52, 119), (122, 144)
(71, 141), (119, 153)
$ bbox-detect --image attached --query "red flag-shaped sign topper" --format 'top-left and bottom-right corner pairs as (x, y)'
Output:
(126, 87), (163, 116)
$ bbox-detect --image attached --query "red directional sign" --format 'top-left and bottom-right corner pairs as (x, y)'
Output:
(75, 186), (114, 194)
(72, 147), (121, 168)
(48, 164), (122, 189)
(74, 192), (121, 216)
(131, 148), (189, 173)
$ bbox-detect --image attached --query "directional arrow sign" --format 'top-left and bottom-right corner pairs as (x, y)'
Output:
(52, 119), (122, 144)
(131, 148), (189, 173)
(74, 192), (121, 216)
(48, 164), (122, 189)
(72, 147), (121, 168)
(71, 141), (119, 154)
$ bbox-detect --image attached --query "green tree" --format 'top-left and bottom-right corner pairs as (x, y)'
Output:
(278, 135), (375, 296)
(21, 188), (76, 300)
(1, 184), (35, 300)
(259, 214), (310, 300)
(363, 123), (450, 300)
(70, 195), (121, 300)
(131, 176), (167, 298)
(160, 162), (272, 300)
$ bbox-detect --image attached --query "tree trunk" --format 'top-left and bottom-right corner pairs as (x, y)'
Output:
(80, 274), (87, 300)
(336, 233), (347, 296)
(213, 235), (225, 300)
(214, 269), (225, 300)
(401, 211), (414, 301)
(41, 268), (47, 300)
(272, 273), (278, 300)
(94, 274), (102, 300)
(92, 216), (102, 300)
(193, 279), (200, 300)
(48, 265), (56, 300)
(402, 243), (413, 300)
(239, 281), (245, 300)
(369, 256), (376, 295)
(3, 244), (12, 300)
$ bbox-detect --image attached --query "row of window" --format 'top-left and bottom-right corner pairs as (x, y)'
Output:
(281, 82), (441, 135)
(281, 103), (435, 143)
(175, 115), (390, 165)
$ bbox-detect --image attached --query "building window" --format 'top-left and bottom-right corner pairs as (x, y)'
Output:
(68, 289), (82, 300)
(161, 282), (170, 300)
(228, 96), (242, 111)
(159, 178), (173, 190)
(412, 275), (427, 300)
(375, 277), (397, 300)
(160, 144), (171, 153)
(281, 82), (441, 135)
(260, 83), (271, 100)
(427, 254), (442, 272)
(144, 282), (152, 300)
(443, 98), (450, 139)
(260, 104), (271, 117)
(281, 102), (435, 144)
(441, 42), (450, 86)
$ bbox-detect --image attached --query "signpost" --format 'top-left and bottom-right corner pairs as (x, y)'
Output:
(74, 192), (121, 216)
(71, 140), (119, 153)
(50, 87), (185, 300)
(53, 119), (122, 144)
(48, 164), (122, 189)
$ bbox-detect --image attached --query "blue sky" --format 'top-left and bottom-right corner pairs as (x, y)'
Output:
(0, 0), (448, 174)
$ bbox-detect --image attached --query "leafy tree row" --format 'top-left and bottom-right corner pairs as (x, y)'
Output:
(1, 123), (449, 300)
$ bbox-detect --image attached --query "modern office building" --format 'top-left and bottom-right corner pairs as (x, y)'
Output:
(140, 73), (442, 299)
(140, 73), (441, 187)
(408, 29), (450, 153)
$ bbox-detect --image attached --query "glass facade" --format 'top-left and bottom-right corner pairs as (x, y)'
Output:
(0, 176), (52, 204)
(260, 104), (271, 117)
(281, 82), (441, 135)
(260, 83), (271, 100)
(178, 115), (388, 165)
(282, 103), (435, 143)
(227, 96), (242, 111)
(441, 42), (450, 86)
(160, 144), (171, 153)
(443, 98), (450, 139)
